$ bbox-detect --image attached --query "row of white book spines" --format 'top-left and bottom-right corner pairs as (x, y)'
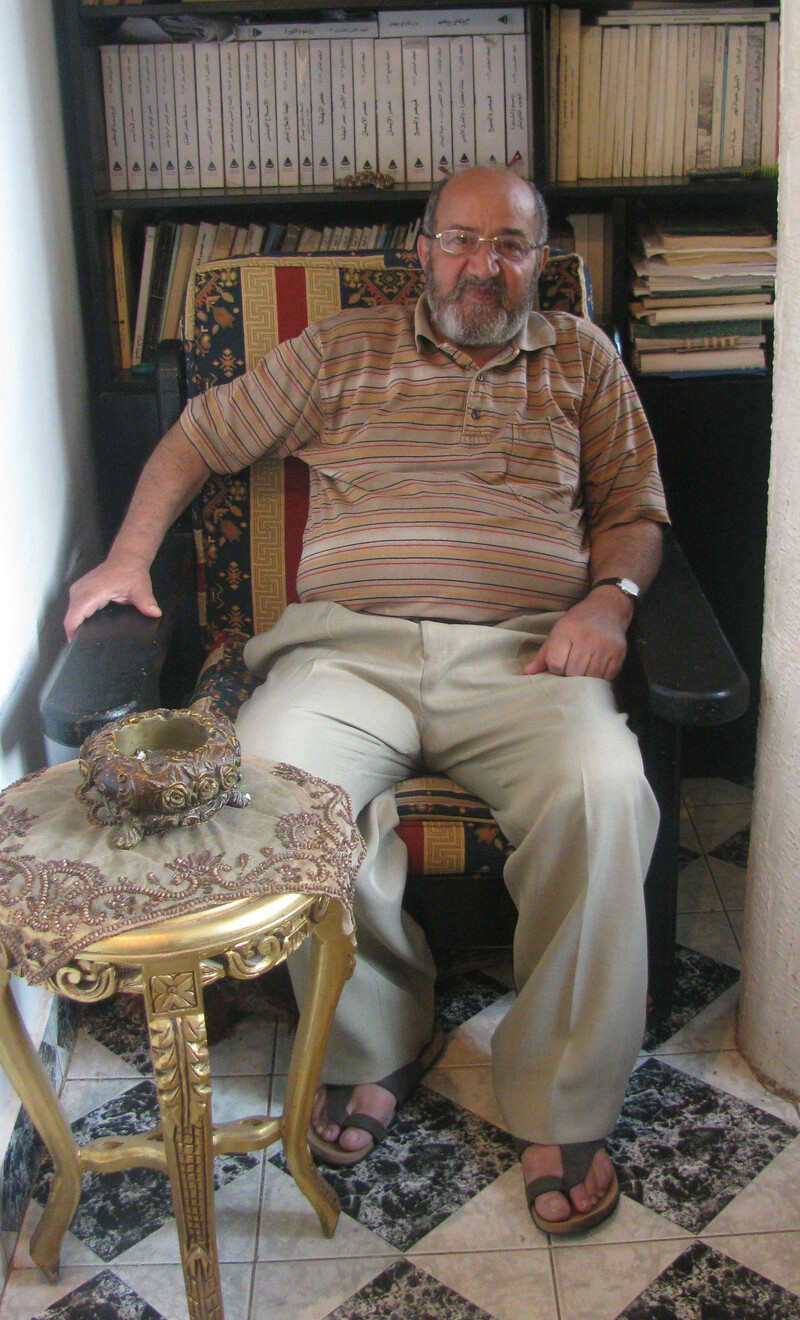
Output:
(555, 18), (780, 182)
(100, 35), (530, 195)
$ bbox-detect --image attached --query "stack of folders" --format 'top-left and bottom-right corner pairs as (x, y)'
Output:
(628, 220), (776, 375)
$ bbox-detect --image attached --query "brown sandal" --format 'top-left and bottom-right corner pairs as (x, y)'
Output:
(516, 1138), (620, 1235)
(308, 1025), (446, 1167)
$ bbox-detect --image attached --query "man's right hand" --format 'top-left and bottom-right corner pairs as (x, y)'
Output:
(63, 555), (161, 641)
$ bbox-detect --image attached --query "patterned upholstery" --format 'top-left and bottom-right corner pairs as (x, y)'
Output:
(184, 249), (590, 886)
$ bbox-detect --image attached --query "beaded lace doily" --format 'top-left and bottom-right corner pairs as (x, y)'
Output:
(0, 759), (364, 985)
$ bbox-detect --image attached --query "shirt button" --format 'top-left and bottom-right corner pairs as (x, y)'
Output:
(476, 373), (485, 382)
(471, 408), (481, 419)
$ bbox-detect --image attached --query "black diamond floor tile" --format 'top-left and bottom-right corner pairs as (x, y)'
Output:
(33, 1269), (165, 1320)
(274, 1086), (516, 1251)
(32, 1081), (257, 1261)
(434, 969), (509, 1034)
(643, 945), (740, 1052)
(325, 1257), (493, 1320)
(678, 842), (702, 868)
(611, 1058), (798, 1234)
(619, 1240), (800, 1319)
(710, 825), (751, 869)
(78, 999), (153, 1076)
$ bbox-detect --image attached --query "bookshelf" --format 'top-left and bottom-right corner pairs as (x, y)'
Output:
(53, 0), (779, 775)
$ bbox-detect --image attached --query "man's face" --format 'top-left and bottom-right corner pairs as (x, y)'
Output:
(417, 170), (548, 349)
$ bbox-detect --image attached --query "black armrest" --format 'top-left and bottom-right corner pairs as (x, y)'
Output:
(628, 532), (749, 726)
(39, 534), (195, 748)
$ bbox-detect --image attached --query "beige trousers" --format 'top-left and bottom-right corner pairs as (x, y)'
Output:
(236, 601), (660, 1144)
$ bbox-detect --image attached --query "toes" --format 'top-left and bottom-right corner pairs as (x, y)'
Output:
(534, 1190), (572, 1223)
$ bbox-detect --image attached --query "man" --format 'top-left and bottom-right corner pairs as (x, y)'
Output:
(65, 166), (668, 1234)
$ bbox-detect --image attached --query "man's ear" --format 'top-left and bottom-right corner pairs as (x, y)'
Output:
(416, 233), (431, 269)
(536, 244), (551, 277)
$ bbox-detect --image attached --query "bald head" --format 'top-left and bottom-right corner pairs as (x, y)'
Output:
(422, 167), (549, 249)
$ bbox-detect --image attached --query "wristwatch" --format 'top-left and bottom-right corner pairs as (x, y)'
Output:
(592, 576), (641, 603)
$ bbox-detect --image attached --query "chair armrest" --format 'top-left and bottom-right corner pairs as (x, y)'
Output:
(155, 338), (187, 433)
(628, 533), (749, 726)
(39, 534), (195, 748)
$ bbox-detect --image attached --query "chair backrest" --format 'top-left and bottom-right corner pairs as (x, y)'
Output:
(183, 248), (591, 650)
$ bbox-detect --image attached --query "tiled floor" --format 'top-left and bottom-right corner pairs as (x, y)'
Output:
(2, 777), (800, 1320)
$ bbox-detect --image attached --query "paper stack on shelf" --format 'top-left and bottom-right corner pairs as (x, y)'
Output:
(628, 219), (776, 374)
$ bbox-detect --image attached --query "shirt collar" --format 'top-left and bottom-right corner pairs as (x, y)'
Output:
(414, 295), (557, 358)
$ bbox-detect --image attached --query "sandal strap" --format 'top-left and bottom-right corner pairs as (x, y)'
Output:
(524, 1174), (566, 1208)
(560, 1140), (607, 1192)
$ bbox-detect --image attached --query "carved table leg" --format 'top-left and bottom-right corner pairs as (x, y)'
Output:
(142, 960), (223, 1320)
(0, 963), (81, 1282)
(281, 899), (357, 1237)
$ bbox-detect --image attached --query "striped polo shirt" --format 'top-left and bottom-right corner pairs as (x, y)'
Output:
(181, 298), (669, 623)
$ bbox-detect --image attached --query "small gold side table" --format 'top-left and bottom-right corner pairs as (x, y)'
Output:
(0, 757), (362, 1320)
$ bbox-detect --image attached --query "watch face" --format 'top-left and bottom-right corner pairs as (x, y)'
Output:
(618, 578), (641, 599)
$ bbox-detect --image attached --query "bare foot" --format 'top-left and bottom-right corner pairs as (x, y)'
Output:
(519, 1143), (615, 1224)
(311, 1083), (397, 1154)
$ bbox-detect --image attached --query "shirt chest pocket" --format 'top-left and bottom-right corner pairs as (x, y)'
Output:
(506, 419), (582, 509)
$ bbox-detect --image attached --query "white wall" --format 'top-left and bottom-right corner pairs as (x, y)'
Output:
(0, 0), (100, 1202)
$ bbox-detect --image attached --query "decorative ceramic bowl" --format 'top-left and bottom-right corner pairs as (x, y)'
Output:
(77, 707), (250, 849)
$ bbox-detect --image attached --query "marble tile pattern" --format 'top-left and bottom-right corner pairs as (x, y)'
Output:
(2, 778), (800, 1320)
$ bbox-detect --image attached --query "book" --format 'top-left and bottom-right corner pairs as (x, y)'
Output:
(660, 25), (678, 177)
(262, 221), (286, 253)
(503, 33), (530, 175)
(330, 38), (356, 179)
(672, 25), (689, 176)
(173, 45), (200, 189)
(243, 223), (266, 254)
(295, 40), (315, 186)
(695, 24), (716, 169)
(352, 39), (378, 172)
(682, 25), (702, 173)
(429, 37), (453, 178)
(721, 26), (748, 169)
(556, 8), (580, 181)
(161, 222), (198, 340)
(633, 346), (765, 373)
(239, 42), (261, 187)
(375, 38), (406, 181)
(210, 223), (237, 260)
(195, 43), (224, 188)
(219, 42), (244, 187)
(100, 47), (127, 192)
(119, 45), (145, 191)
(230, 227), (248, 256)
(110, 210), (137, 368)
(612, 27), (630, 179)
(709, 25), (726, 169)
(256, 41), (279, 187)
(378, 8), (525, 38)
(310, 39), (335, 185)
(761, 19), (779, 169)
(402, 38), (431, 183)
(630, 25), (651, 177)
(275, 40), (300, 186)
(154, 45), (179, 189)
(598, 7), (778, 25)
(138, 45), (161, 190)
(235, 19), (379, 40)
(742, 25), (765, 170)
(190, 222), (218, 271)
(577, 25), (601, 179)
(281, 222), (302, 252)
(450, 36), (476, 172)
(140, 222), (177, 365)
(473, 34), (506, 168)
(630, 298), (774, 324)
(640, 222), (773, 254)
(599, 27), (621, 179)
(131, 223), (157, 367)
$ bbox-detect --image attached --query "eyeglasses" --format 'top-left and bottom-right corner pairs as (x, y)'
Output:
(430, 228), (540, 263)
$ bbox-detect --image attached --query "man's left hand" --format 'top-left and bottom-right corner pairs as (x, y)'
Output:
(524, 592), (632, 680)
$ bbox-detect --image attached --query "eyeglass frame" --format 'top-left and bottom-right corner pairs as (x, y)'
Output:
(425, 227), (543, 263)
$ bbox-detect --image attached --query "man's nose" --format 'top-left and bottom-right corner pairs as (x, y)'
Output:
(465, 238), (501, 276)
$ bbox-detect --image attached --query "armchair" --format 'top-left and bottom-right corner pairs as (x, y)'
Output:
(41, 248), (748, 1023)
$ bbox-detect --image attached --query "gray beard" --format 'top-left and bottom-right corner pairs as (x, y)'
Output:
(427, 279), (533, 347)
